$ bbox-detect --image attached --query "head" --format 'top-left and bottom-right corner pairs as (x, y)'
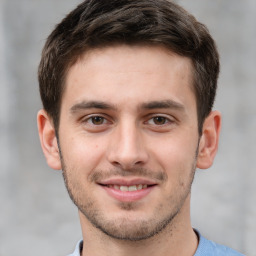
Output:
(37, 0), (221, 243)
(38, 0), (219, 135)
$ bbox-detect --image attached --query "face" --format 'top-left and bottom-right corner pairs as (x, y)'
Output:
(57, 45), (200, 240)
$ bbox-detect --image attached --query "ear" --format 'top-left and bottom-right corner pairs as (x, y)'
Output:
(37, 109), (62, 170)
(196, 111), (221, 169)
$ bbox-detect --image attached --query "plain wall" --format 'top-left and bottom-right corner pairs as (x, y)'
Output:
(0, 0), (255, 255)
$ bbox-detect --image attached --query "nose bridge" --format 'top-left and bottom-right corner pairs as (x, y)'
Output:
(107, 117), (148, 168)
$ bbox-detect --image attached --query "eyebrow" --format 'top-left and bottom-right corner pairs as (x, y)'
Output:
(140, 100), (185, 111)
(70, 101), (117, 113)
(70, 99), (185, 113)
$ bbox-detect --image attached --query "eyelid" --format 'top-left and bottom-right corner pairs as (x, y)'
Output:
(145, 114), (175, 124)
(81, 114), (113, 126)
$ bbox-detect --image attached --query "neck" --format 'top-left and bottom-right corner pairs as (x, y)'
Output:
(79, 197), (198, 256)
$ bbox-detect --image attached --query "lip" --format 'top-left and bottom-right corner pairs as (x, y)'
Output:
(98, 178), (157, 202)
(99, 178), (157, 186)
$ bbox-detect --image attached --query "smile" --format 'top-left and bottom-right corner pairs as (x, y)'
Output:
(99, 180), (157, 202)
(106, 184), (149, 191)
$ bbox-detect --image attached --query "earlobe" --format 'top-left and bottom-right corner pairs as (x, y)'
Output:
(37, 109), (62, 170)
(196, 111), (221, 169)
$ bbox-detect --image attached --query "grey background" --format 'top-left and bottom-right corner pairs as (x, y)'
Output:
(0, 0), (255, 255)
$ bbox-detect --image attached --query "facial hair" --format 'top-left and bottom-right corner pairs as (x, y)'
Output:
(59, 146), (198, 241)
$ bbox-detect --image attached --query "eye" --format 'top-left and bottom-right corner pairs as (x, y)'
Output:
(144, 114), (177, 132)
(147, 116), (170, 125)
(151, 116), (168, 125)
(89, 116), (106, 125)
(80, 114), (112, 132)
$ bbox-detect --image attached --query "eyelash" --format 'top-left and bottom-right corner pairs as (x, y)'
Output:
(146, 116), (173, 126)
(83, 115), (172, 124)
(82, 115), (111, 126)
(80, 114), (175, 133)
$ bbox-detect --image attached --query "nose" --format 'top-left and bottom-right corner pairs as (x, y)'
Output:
(107, 121), (149, 170)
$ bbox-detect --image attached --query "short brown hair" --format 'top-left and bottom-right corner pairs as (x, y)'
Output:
(38, 0), (219, 134)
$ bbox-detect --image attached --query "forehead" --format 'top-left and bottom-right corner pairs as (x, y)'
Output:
(63, 45), (195, 110)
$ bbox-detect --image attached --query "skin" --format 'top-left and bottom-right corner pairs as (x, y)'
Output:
(38, 45), (221, 256)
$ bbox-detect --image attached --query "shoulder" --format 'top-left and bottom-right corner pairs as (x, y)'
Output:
(67, 240), (83, 256)
(194, 232), (245, 256)
(67, 235), (245, 256)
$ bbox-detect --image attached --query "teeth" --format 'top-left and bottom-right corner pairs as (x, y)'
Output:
(120, 186), (129, 192)
(128, 185), (137, 191)
(108, 184), (148, 191)
(137, 184), (143, 190)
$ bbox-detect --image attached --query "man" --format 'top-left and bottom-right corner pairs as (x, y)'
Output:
(37, 0), (244, 255)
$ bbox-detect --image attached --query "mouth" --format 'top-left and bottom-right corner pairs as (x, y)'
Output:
(102, 184), (154, 191)
(98, 179), (157, 202)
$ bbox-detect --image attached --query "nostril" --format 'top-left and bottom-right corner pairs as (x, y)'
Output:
(112, 161), (122, 166)
(110, 159), (145, 170)
(134, 160), (143, 165)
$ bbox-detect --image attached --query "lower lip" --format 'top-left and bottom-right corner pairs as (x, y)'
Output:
(102, 186), (155, 202)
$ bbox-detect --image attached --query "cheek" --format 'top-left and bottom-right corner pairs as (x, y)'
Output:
(149, 133), (198, 172)
(61, 135), (107, 173)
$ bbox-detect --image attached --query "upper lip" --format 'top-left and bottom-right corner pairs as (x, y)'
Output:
(98, 178), (158, 186)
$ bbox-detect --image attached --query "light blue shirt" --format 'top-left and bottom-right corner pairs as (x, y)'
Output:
(68, 232), (244, 256)
(194, 234), (244, 256)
